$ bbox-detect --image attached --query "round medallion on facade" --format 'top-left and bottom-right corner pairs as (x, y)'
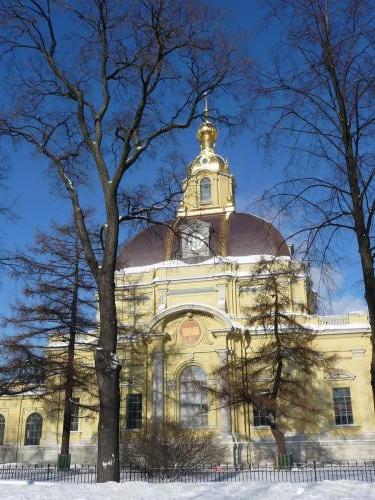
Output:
(180, 318), (202, 346)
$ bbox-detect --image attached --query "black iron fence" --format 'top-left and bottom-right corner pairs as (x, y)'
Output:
(0, 461), (374, 483)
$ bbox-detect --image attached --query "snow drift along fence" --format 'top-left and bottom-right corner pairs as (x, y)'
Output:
(0, 461), (374, 483)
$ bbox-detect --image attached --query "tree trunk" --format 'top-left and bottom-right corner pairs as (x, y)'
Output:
(368, 305), (375, 410)
(60, 330), (76, 456)
(95, 272), (121, 483)
(270, 424), (287, 455)
(268, 302), (287, 455)
(341, 132), (375, 410)
(61, 251), (79, 457)
(270, 425), (287, 455)
(322, 33), (375, 410)
(345, 148), (375, 410)
(352, 210), (375, 409)
(340, 114), (375, 411)
(345, 154), (375, 408)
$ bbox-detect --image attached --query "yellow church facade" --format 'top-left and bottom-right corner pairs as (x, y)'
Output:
(0, 117), (373, 465)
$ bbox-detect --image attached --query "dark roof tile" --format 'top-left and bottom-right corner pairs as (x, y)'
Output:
(116, 213), (290, 270)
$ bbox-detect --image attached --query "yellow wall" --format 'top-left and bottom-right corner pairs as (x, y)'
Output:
(1, 256), (373, 464)
(1, 117), (373, 464)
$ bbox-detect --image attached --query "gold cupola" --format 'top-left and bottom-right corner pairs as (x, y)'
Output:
(196, 120), (218, 151)
(178, 100), (235, 217)
(189, 102), (228, 175)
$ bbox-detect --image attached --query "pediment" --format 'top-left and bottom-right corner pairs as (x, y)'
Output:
(326, 369), (356, 381)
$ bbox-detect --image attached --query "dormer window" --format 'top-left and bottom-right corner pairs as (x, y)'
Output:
(200, 177), (211, 203)
(180, 219), (210, 259)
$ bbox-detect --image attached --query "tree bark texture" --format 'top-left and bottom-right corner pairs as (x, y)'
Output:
(324, 39), (375, 408)
(60, 331), (76, 457)
(60, 252), (79, 457)
(95, 273), (121, 483)
(270, 424), (287, 456)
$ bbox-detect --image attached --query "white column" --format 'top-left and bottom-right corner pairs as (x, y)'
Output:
(217, 284), (226, 312)
(217, 349), (232, 434)
(152, 350), (164, 421)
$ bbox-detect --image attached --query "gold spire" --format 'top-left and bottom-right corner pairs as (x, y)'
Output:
(196, 96), (218, 151)
(203, 95), (209, 120)
(177, 97), (235, 217)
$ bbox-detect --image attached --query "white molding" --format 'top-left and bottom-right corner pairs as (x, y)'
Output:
(148, 303), (237, 331)
(115, 255), (291, 276)
(326, 369), (356, 381)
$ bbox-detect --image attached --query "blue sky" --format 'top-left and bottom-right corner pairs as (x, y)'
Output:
(0, 0), (367, 319)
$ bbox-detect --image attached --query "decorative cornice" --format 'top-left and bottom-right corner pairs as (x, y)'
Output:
(148, 303), (237, 331)
(326, 369), (356, 381)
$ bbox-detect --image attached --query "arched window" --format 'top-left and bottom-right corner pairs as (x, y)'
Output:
(24, 413), (43, 446)
(179, 365), (208, 428)
(200, 177), (211, 203)
(0, 415), (5, 445)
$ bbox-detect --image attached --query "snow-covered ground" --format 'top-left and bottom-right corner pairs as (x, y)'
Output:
(0, 480), (374, 499)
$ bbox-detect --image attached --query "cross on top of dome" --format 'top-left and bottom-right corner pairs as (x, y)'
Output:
(196, 96), (218, 152)
(190, 99), (227, 175)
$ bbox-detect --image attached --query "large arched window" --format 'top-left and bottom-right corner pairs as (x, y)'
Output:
(179, 365), (208, 428)
(24, 413), (43, 446)
(0, 415), (5, 445)
(200, 177), (211, 203)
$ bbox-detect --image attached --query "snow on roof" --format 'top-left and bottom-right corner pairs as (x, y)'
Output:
(116, 254), (291, 275)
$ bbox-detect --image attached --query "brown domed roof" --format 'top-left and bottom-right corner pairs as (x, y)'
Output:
(116, 213), (290, 270)
(227, 213), (289, 257)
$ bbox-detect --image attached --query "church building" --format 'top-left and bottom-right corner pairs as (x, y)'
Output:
(0, 115), (373, 465)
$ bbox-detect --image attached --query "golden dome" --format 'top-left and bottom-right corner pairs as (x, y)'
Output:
(188, 99), (228, 176)
(196, 120), (218, 151)
(189, 150), (227, 174)
(190, 112), (227, 174)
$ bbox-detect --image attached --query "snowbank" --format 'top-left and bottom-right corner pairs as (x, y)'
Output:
(0, 480), (374, 499)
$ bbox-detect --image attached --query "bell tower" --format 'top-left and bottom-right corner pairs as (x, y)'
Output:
(177, 103), (235, 217)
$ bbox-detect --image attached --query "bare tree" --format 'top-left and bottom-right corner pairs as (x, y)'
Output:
(123, 420), (226, 476)
(0, 0), (248, 481)
(0, 343), (46, 396)
(213, 262), (331, 458)
(0, 164), (8, 222)
(257, 0), (375, 407)
(0, 155), (17, 271)
(1, 221), (97, 465)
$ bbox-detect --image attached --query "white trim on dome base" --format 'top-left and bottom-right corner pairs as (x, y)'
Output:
(116, 254), (291, 275)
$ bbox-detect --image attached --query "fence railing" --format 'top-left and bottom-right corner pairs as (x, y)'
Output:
(0, 461), (374, 483)
(317, 314), (351, 326)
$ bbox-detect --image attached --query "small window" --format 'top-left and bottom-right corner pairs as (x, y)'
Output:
(179, 365), (208, 428)
(25, 413), (43, 446)
(126, 394), (142, 429)
(70, 398), (80, 432)
(0, 415), (5, 445)
(333, 387), (353, 425)
(200, 177), (211, 203)
(253, 407), (274, 427)
(253, 408), (268, 427)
